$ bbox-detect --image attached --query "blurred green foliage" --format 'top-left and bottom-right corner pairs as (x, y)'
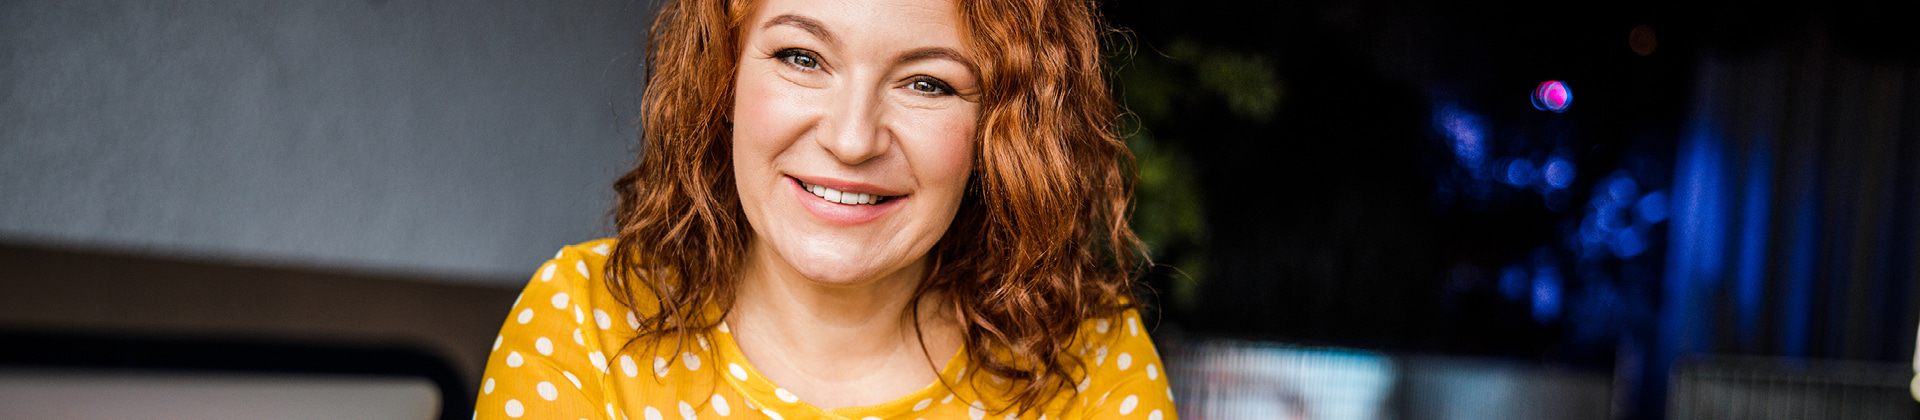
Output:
(1118, 37), (1282, 313)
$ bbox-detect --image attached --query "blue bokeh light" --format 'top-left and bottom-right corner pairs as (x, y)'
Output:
(1500, 265), (1529, 301)
(1503, 159), (1536, 186)
(1532, 265), (1563, 323)
(1542, 157), (1575, 189)
(1634, 190), (1669, 224)
(1435, 105), (1489, 172)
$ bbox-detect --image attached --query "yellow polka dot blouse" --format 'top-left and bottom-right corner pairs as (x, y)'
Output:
(477, 239), (1177, 420)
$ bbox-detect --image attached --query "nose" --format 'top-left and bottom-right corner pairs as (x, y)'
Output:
(817, 84), (889, 165)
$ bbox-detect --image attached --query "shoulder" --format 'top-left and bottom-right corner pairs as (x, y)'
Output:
(548, 238), (617, 283)
(1068, 309), (1177, 418)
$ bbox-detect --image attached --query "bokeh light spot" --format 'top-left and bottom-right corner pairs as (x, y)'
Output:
(1532, 80), (1572, 113)
(1543, 157), (1575, 189)
(1629, 25), (1658, 56)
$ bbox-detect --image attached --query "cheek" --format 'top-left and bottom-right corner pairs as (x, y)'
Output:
(731, 69), (811, 164)
(904, 109), (978, 198)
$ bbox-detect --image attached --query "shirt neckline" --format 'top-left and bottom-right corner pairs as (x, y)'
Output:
(707, 319), (971, 417)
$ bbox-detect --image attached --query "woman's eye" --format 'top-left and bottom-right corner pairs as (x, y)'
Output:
(776, 49), (820, 70)
(907, 77), (952, 96)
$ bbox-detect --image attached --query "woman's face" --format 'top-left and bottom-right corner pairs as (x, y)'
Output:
(731, 0), (979, 286)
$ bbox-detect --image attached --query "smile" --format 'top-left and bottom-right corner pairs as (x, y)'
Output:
(798, 179), (895, 205)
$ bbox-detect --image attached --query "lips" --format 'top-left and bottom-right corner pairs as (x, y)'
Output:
(798, 179), (895, 205)
(787, 175), (907, 225)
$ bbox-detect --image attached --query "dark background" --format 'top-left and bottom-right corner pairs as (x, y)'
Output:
(1108, 0), (1920, 417)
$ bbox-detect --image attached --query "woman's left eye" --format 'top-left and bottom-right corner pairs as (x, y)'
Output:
(906, 76), (953, 96)
(774, 48), (821, 71)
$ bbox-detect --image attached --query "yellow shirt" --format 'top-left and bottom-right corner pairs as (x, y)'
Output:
(476, 239), (1177, 420)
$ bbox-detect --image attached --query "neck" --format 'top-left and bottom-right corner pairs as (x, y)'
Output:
(728, 240), (958, 392)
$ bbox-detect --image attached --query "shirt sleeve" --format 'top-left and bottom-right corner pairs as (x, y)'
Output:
(476, 249), (617, 420)
(1077, 311), (1178, 420)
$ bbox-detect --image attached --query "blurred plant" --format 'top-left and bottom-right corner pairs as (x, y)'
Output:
(1116, 37), (1282, 313)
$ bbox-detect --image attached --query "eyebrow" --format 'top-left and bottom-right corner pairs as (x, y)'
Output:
(897, 47), (973, 69)
(760, 14), (977, 74)
(763, 14), (838, 47)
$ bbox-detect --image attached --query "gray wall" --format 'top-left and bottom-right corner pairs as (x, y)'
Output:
(1, 0), (651, 285)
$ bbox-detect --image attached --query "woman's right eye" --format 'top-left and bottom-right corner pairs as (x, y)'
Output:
(775, 49), (821, 71)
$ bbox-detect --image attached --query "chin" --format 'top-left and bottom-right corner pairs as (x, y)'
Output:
(784, 254), (891, 286)
(772, 242), (922, 287)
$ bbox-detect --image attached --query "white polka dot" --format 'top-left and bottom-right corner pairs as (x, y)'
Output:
(1004, 414), (1017, 420)
(955, 366), (966, 380)
(1117, 352), (1132, 370)
(1148, 363), (1159, 380)
(1129, 317), (1140, 336)
(555, 249), (565, 259)
(592, 243), (611, 255)
(729, 363), (748, 380)
(512, 293), (523, 308)
(537, 382), (558, 401)
(761, 409), (783, 420)
(744, 399), (754, 410)
(620, 354), (639, 377)
(679, 401), (697, 420)
(589, 351), (608, 373)
(628, 311), (641, 330)
(1095, 346), (1108, 366)
(551, 292), (570, 309)
(607, 404), (618, 420)
(1148, 409), (1163, 420)
(574, 328), (586, 345)
(595, 309), (613, 329)
(644, 406), (663, 420)
(517, 308), (534, 324)
(492, 335), (503, 351)
(711, 395), (731, 416)
(968, 401), (986, 420)
(1118, 395), (1138, 415)
(913, 398), (932, 411)
(775, 388), (799, 403)
(504, 399), (524, 418)
(575, 306), (585, 324)
(717, 322), (730, 333)
(654, 356), (669, 376)
(1167, 388), (1175, 402)
(1078, 376), (1092, 392)
(942, 394), (954, 404)
(681, 352), (701, 371)
(1096, 318), (1110, 333)
(483, 377), (495, 394)
(697, 335), (709, 351)
(535, 337), (554, 356)
(505, 351), (524, 368)
(563, 371), (581, 389)
(576, 260), (590, 277)
(541, 264), (556, 282)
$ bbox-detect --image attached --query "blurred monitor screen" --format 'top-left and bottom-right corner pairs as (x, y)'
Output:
(1174, 340), (1395, 420)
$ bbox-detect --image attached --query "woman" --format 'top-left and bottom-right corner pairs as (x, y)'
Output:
(477, 0), (1172, 417)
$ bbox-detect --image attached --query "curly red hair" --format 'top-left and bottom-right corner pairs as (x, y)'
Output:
(608, 0), (1139, 412)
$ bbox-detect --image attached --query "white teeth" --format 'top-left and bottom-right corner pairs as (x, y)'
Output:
(800, 181), (884, 205)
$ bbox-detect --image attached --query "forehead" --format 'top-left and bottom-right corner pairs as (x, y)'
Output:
(743, 0), (970, 52)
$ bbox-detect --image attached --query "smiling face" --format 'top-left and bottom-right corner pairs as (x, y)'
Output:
(730, 0), (979, 286)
